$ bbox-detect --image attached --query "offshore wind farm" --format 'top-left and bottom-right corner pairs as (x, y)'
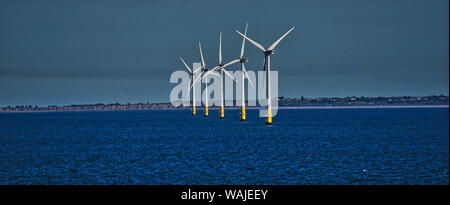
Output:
(180, 23), (295, 125)
(0, 0), (448, 187)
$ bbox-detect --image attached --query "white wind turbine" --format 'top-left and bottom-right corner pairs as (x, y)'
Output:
(237, 23), (254, 121)
(236, 26), (295, 125)
(207, 32), (240, 119)
(191, 42), (220, 117)
(180, 57), (201, 115)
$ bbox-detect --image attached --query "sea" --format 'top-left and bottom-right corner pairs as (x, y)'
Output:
(0, 107), (448, 185)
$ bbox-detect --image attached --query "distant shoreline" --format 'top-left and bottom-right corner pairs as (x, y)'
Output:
(0, 104), (448, 113)
(2, 95), (448, 113)
(276, 105), (449, 109)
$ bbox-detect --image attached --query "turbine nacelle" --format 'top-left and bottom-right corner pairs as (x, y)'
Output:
(265, 50), (275, 55)
(240, 58), (248, 63)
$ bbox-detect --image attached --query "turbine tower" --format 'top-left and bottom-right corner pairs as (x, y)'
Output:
(180, 57), (201, 115)
(236, 26), (295, 125)
(237, 23), (254, 121)
(198, 42), (210, 117)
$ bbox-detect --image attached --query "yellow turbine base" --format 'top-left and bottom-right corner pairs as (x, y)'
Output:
(192, 106), (196, 115)
(220, 106), (224, 119)
(266, 117), (272, 125)
(241, 107), (246, 121)
(266, 108), (272, 125)
(204, 106), (208, 117)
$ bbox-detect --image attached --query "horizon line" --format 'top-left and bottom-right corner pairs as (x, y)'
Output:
(1, 94), (448, 108)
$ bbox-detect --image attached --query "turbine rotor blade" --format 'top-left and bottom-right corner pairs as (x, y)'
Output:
(242, 64), (254, 87)
(180, 57), (192, 73)
(222, 59), (240, 68)
(199, 42), (206, 68)
(187, 75), (193, 97)
(240, 23), (248, 59)
(193, 66), (202, 73)
(191, 72), (203, 90)
(235, 30), (266, 52)
(209, 65), (220, 73)
(208, 71), (221, 77)
(222, 68), (237, 82)
(263, 56), (267, 71)
(219, 32), (222, 65)
(268, 26), (295, 51)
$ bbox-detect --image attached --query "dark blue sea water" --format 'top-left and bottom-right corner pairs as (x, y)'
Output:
(0, 108), (448, 185)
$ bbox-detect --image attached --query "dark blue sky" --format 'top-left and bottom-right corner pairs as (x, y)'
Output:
(0, 0), (448, 106)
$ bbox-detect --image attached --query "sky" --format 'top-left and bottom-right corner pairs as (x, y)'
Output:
(0, 0), (448, 106)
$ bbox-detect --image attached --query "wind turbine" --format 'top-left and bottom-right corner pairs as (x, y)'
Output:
(192, 42), (220, 117)
(236, 26), (295, 125)
(180, 57), (201, 115)
(237, 23), (254, 121)
(208, 32), (240, 119)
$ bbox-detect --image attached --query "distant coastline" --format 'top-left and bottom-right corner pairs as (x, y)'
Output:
(0, 105), (448, 114)
(1, 95), (448, 113)
(276, 105), (449, 109)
